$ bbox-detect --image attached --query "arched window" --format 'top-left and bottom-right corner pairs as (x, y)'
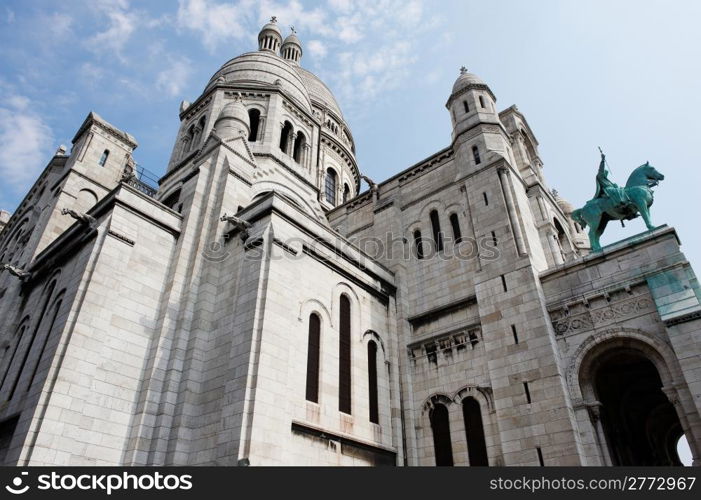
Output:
(293, 131), (306, 163)
(305, 313), (321, 403)
(343, 184), (351, 204)
(98, 149), (109, 167)
(413, 230), (424, 259)
(449, 213), (462, 244)
(339, 294), (351, 414)
(194, 115), (206, 145)
(182, 125), (195, 156)
(472, 145), (481, 165)
(367, 340), (379, 424)
(462, 397), (489, 466)
(463, 100), (469, 113)
(7, 280), (56, 399)
(429, 210), (443, 252)
(0, 322), (27, 392)
(429, 403), (454, 466)
(26, 294), (64, 392)
(279, 121), (293, 153)
(325, 169), (337, 205)
(248, 109), (260, 142)
(479, 95), (485, 108)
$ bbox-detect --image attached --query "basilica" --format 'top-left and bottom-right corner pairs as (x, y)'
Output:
(0, 19), (699, 466)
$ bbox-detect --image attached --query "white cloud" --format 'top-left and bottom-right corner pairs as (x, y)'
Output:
(49, 12), (73, 38)
(307, 39), (327, 59)
(176, 0), (252, 51)
(87, 0), (138, 59)
(156, 58), (192, 97)
(0, 95), (54, 195)
(336, 40), (416, 102)
(257, 0), (331, 38)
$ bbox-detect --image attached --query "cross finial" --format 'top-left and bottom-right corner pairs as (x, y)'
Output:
(460, 66), (468, 75)
(270, 16), (277, 23)
(290, 25), (296, 33)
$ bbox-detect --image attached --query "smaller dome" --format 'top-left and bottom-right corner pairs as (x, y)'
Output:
(452, 66), (486, 94)
(282, 32), (301, 47)
(258, 16), (282, 53)
(260, 17), (281, 36)
(552, 189), (575, 214)
(214, 98), (250, 138)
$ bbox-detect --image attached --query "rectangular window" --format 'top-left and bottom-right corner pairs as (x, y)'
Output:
(536, 447), (544, 466)
(511, 324), (519, 344)
(491, 231), (498, 247)
(305, 314), (321, 403)
(483, 192), (489, 206)
(450, 214), (462, 244)
(368, 341), (379, 424)
(501, 274), (508, 293)
(339, 295), (352, 414)
(523, 381), (532, 404)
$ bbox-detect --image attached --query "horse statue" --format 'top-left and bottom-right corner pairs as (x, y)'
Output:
(571, 152), (664, 252)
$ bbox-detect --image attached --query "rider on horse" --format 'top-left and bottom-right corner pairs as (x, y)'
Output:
(594, 152), (628, 209)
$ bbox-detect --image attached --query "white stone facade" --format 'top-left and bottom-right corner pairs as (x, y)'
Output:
(0, 21), (699, 466)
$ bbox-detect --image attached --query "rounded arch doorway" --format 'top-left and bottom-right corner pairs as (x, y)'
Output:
(588, 346), (685, 465)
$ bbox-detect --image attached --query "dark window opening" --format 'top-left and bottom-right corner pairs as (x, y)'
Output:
(536, 447), (545, 466)
(429, 210), (443, 252)
(368, 340), (379, 424)
(98, 149), (109, 167)
(479, 95), (486, 108)
(523, 382), (532, 404)
(462, 397), (489, 466)
(413, 230), (424, 259)
(279, 121), (293, 153)
(339, 295), (351, 414)
(472, 145), (481, 165)
(511, 324), (519, 344)
(248, 109), (260, 142)
(429, 403), (454, 466)
(491, 231), (498, 247)
(305, 313), (321, 403)
(501, 274), (508, 293)
(449, 213), (462, 244)
(468, 330), (479, 348)
(463, 100), (469, 113)
(343, 184), (351, 204)
(293, 131), (306, 163)
(425, 343), (437, 364)
(325, 169), (337, 206)
(483, 192), (489, 206)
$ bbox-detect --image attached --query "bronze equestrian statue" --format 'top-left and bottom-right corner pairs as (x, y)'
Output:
(571, 151), (665, 252)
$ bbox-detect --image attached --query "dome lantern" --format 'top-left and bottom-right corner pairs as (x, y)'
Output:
(281, 26), (303, 66)
(258, 16), (282, 54)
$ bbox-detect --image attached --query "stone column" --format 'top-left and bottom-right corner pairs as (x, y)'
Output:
(497, 167), (527, 257)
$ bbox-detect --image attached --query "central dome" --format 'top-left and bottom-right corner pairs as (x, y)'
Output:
(205, 51), (314, 113)
(294, 66), (344, 119)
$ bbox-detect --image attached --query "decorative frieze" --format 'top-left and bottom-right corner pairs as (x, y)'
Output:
(549, 285), (656, 336)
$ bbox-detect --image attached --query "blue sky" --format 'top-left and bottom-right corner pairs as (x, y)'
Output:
(2, 0), (700, 271)
(1, 0), (701, 269)
(0, 0), (698, 464)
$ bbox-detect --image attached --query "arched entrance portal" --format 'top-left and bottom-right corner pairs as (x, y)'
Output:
(593, 348), (684, 465)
